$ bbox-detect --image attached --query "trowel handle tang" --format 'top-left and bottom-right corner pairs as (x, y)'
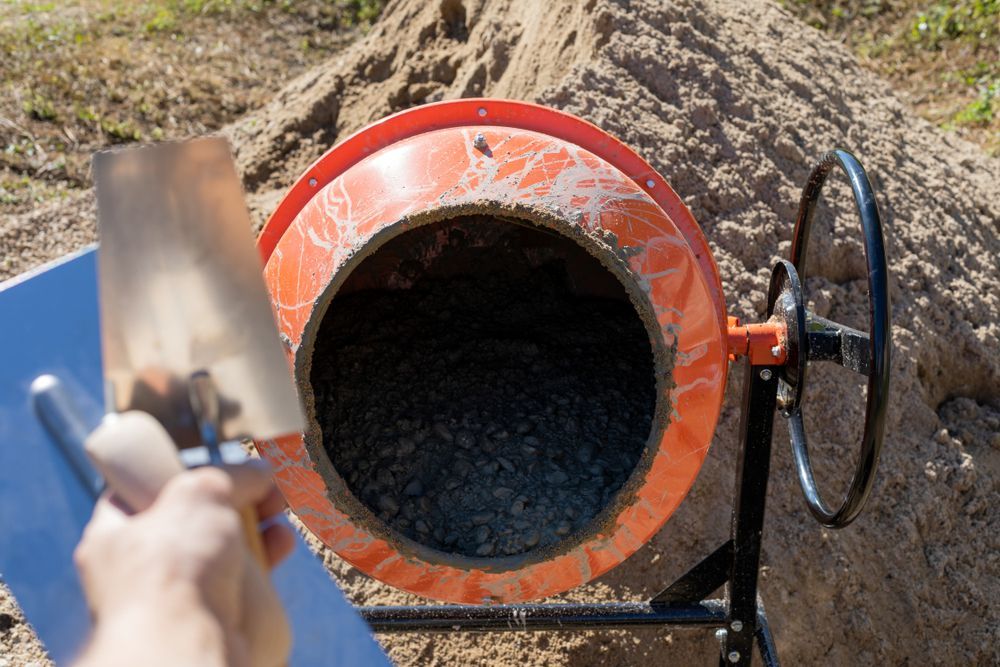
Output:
(186, 373), (270, 569)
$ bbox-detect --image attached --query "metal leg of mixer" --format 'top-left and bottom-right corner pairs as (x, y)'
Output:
(651, 540), (733, 604)
(722, 362), (780, 666)
(362, 599), (728, 632)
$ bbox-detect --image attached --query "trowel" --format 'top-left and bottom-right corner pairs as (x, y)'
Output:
(92, 136), (302, 451)
(89, 136), (306, 664)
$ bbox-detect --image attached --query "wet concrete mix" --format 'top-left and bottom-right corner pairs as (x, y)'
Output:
(311, 249), (656, 559)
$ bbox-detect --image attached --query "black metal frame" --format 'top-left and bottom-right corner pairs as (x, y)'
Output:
(356, 150), (892, 667)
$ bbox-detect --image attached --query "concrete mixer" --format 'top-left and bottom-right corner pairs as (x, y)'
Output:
(254, 99), (890, 663)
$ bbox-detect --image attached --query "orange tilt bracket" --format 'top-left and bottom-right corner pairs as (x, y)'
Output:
(726, 316), (788, 365)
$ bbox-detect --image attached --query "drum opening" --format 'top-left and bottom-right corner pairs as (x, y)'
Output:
(308, 213), (658, 560)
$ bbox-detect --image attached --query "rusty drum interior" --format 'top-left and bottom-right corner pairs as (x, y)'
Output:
(307, 214), (660, 560)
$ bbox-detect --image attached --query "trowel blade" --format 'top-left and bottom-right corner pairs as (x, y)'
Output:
(93, 137), (303, 447)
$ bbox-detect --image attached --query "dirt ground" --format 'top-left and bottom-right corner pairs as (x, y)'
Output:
(0, 1), (381, 219)
(2, 0), (999, 665)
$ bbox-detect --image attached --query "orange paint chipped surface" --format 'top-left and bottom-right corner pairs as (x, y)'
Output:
(256, 100), (728, 603)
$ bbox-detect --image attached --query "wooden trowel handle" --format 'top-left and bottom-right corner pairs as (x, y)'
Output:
(85, 410), (271, 569)
(85, 411), (186, 511)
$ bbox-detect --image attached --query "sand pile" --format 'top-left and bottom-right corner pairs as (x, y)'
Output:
(2, 0), (997, 664)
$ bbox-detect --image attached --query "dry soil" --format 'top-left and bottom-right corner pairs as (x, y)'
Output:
(2, 0), (998, 665)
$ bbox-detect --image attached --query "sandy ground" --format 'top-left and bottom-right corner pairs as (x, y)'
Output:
(2, 0), (998, 664)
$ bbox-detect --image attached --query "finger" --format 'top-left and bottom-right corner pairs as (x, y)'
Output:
(88, 493), (130, 531)
(261, 521), (296, 568)
(77, 495), (130, 562)
(161, 462), (273, 510)
(218, 460), (275, 509)
(255, 484), (287, 521)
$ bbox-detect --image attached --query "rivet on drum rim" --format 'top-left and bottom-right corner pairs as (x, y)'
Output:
(308, 177), (318, 187)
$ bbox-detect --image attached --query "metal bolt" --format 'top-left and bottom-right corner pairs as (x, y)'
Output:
(308, 177), (318, 187)
(477, 107), (487, 117)
(730, 620), (743, 633)
(473, 133), (488, 150)
(714, 628), (727, 642)
(645, 179), (655, 188)
(728, 650), (741, 663)
(770, 345), (781, 358)
(759, 369), (773, 381)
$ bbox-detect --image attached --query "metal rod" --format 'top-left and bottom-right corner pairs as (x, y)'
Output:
(755, 600), (779, 667)
(30, 374), (104, 500)
(189, 370), (223, 466)
(361, 600), (727, 633)
(652, 540), (733, 604)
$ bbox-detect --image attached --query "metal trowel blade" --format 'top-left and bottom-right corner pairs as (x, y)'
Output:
(93, 137), (303, 447)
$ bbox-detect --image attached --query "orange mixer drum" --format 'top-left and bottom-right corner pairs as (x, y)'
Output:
(256, 99), (730, 603)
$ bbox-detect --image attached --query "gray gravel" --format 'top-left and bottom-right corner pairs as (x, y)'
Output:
(311, 236), (655, 558)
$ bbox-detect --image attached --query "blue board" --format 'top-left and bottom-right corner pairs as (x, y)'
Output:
(0, 248), (389, 666)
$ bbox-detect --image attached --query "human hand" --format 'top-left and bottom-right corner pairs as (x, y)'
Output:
(74, 463), (294, 667)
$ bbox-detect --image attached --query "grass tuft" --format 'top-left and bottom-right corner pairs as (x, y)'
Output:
(784, 1), (1000, 154)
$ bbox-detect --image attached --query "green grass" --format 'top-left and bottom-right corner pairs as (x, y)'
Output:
(784, 1), (1000, 153)
(952, 80), (998, 124)
(22, 93), (57, 121)
(909, 0), (999, 48)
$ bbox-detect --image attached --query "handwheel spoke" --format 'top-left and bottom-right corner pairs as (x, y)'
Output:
(805, 312), (870, 375)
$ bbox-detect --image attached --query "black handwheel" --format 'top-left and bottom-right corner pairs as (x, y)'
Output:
(776, 149), (891, 529)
